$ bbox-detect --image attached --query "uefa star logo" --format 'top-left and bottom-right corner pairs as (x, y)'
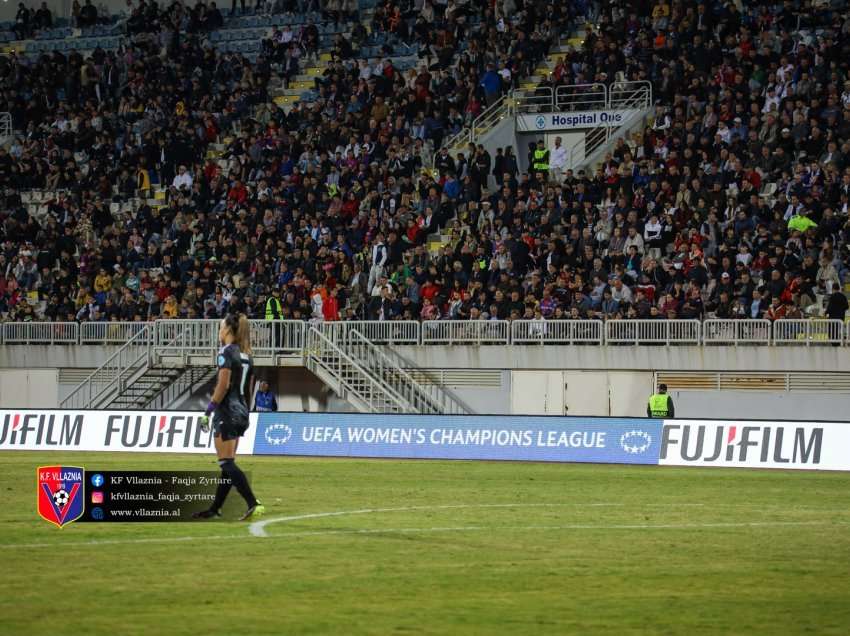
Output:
(620, 430), (652, 455)
(264, 423), (292, 446)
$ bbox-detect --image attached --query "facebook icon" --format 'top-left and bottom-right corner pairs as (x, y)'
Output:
(91, 474), (104, 488)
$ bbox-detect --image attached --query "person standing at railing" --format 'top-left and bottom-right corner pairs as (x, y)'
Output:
(647, 384), (674, 419)
(265, 287), (283, 351)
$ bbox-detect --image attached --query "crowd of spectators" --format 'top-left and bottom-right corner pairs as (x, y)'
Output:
(1, 0), (850, 328)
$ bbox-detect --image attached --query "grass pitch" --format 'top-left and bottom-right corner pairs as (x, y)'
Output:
(2, 452), (850, 635)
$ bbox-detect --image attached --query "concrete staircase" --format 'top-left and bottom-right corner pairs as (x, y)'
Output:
(110, 366), (217, 410)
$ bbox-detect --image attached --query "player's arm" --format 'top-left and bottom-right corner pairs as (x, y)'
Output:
(202, 350), (234, 427)
(210, 367), (232, 406)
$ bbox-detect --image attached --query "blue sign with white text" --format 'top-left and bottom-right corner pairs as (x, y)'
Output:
(254, 413), (663, 465)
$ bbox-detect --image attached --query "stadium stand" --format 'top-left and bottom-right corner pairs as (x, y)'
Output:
(0, 0), (849, 334)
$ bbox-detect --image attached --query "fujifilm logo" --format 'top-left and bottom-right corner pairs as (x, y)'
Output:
(0, 413), (84, 447)
(661, 424), (823, 465)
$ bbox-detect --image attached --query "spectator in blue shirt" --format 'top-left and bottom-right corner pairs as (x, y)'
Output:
(254, 381), (278, 412)
(480, 64), (502, 107)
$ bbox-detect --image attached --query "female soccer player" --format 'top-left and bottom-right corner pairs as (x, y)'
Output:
(194, 313), (264, 521)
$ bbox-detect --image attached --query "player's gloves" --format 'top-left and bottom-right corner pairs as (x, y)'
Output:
(198, 415), (210, 433)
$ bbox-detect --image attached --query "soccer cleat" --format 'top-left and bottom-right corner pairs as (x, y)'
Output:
(192, 508), (222, 520)
(239, 503), (265, 521)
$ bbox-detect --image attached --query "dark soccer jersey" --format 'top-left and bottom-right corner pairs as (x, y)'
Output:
(217, 343), (253, 413)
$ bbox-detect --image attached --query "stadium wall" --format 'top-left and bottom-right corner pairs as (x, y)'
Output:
(0, 370), (58, 408)
(5, 344), (850, 373)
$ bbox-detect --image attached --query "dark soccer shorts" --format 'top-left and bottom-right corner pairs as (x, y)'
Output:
(213, 414), (249, 441)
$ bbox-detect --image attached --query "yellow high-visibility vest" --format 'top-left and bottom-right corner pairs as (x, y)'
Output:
(648, 393), (669, 417)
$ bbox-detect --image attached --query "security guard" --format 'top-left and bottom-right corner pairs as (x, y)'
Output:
(532, 140), (550, 181)
(265, 287), (283, 321)
(265, 287), (284, 351)
(254, 380), (278, 412)
(647, 383), (675, 418)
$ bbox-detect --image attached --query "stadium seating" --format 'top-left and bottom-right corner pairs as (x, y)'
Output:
(0, 0), (848, 331)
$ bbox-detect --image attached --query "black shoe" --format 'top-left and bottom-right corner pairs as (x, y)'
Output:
(192, 508), (222, 519)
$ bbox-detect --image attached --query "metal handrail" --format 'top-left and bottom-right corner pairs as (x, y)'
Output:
(567, 81), (652, 171)
(421, 320), (511, 345)
(0, 112), (12, 139)
(80, 321), (153, 344)
(554, 83), (607, 112)
(604, 319), (702, 345)
(60, 324), (152, 409)
(347, 328), (472, 414)
(511, 319), (604, 344)
(305, 326), (409, 413)
(2, 321), (79, 344)
(772, 319), (844, 346)
(2, 318), (848, 347)
(703, 319), (772, 345)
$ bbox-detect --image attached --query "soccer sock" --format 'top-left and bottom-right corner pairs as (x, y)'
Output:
(211, 461), (233, 511)
(220, 458), (258, 508)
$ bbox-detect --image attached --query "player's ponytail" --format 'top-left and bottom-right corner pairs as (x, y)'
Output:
(235, 313), (252, 355)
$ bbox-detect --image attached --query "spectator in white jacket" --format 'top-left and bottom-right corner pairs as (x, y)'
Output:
(643, 214), (663, 259)
(172, 165), (193, 190)
(550, 136), (567, 183)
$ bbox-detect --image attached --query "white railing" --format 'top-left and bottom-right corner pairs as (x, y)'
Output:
(346, 329), (471, 414)
(154, 319), (219, 359)
(60, 324), (152, 409)
(772, 319), (844, 346)
(248, 320), (305, 354)
(421, 320), (511, 345)
(511, 319), (603, 344)
(702, 319), (772, 346)
(0, 112), (11, 139)
(605, 319), (702, 345)
(316, 320), (420, 345)
(80, 321), (153, 344)
(554, 83), (607, 112)
(2, 321), (79, 344)
(438, 94), (512, 159)
(305, 327), (409, 413)
(567, 80), (653, 171)
(3, 319), (849, 347)
(608, 80), (653, 110)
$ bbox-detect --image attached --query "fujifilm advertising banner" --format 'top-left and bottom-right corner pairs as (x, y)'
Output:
(0, 410), (257, 454)
(658, 420), (850, 471)
(254, 413), (662, 465)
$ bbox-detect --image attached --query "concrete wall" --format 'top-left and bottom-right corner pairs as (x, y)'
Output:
(0, 369), (58, 407)
(670, 390), (850, 421)
(5, 344), (850, 373)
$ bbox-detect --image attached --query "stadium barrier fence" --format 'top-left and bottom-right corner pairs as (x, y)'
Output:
(1, 319), (849, 347)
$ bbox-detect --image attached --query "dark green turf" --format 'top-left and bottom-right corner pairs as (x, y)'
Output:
(1, 452), (849, 635)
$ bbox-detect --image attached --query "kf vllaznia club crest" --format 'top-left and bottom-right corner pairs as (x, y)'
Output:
(37, 466), (84, 528)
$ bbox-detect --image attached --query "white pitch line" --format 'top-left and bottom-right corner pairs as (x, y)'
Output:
(4, 520), (844, 550)
(247, 502), (663, 538)
(261, 520), (844, 539)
